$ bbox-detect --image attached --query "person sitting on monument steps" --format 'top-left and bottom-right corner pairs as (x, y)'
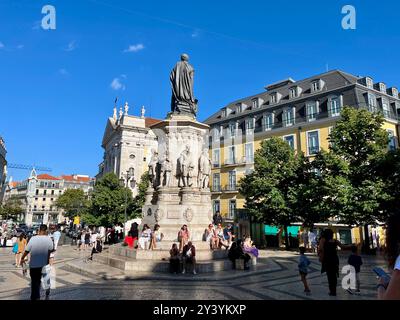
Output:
(182, 241), (197, 275)
(215, 223), (229, 249)
(128, 222), (139, 248)
(178, 224), (190, 252)
(150, 224), (164, 250)
(138, 224), (152, 250)
(228, 239), (251, 270)
(204, 224), (218, 250)
(169, 243), (180, 274)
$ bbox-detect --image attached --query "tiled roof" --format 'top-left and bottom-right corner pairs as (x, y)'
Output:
(37, 174), (61, 181)
(10, 181), (20, 188)
(204, 70), (362, 124)
(61, 175), (92, 183)
(145, 117), (162, 127)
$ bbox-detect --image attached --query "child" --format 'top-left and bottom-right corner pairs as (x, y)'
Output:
(347, 245), (363, 294)
(298, 247), (311, 295)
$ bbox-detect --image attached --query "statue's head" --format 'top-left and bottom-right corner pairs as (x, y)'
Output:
(181, 53), (189, 61)
(185, 145), (190, 152)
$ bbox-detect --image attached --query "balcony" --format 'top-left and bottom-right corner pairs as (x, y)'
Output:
(211, 185), (222, 193)
(223, 184), (238, 192)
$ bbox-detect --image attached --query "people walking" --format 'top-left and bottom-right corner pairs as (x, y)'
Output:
(298, 247), (311, 295)
(318, 228), (351, 296)
(15, 234), (27, 267)
(20, 224), (54, 300)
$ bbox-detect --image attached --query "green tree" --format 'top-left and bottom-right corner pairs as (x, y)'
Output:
(90, 172), (134, 226)
(239, 137), (301, 249)
(377, 148), (400, 217)
(327, 106), (390, 225)
(0, 196), (25, 221)
(55, 188), (89, 219)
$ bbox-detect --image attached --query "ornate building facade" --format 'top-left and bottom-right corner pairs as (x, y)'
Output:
(96, 103), (161, 196)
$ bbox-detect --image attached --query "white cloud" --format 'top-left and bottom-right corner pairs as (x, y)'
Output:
(191, 29), (200, 38)
(59, 68), (69, 76)
(123, 43), (145, 53)
(64, 40), (77, 52)
(16, 44), (24, 49)
(0, 42), (4, 49)
(110, 76), (126, 91)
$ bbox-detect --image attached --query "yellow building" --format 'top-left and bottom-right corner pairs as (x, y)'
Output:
(205, 70), (399, 243)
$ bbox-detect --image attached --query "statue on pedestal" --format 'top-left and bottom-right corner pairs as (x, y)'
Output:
(177, 145), (194, 187)
(198, 149), (211, 189)
(160, 152), (172, 187)
(170, 54), (198, 117)
(148, 149), (159, 187)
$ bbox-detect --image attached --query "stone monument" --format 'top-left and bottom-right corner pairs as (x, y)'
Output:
(142, 54), (212, 241)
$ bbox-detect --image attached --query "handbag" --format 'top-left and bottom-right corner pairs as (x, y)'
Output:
(12, 242), (18, 254)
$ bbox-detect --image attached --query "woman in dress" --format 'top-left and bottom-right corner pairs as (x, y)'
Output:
(178, 224), (190, 252)
(204, 224), (218, 250)
(150, 224), (164, 250)
(243, 235), (259, 258)
(138, 224), (152, 250)
(15, 234), (27, 267)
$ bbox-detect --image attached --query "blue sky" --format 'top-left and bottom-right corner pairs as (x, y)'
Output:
(1, 0), (399, 181)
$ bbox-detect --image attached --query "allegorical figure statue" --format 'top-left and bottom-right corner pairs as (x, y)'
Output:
(170, 53), (198, 117)
(148, 149), (159, 187)
(177, 145), (194, 187)
(160, 152), (172, 187)
(198, 149), (211, 189)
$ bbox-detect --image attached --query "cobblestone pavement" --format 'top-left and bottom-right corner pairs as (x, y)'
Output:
(0, 245), (386, 300)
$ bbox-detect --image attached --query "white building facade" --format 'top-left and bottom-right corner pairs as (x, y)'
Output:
(96, 103), (160, 196)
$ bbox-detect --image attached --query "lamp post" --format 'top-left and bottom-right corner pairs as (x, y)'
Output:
(119, 167), (135, 228)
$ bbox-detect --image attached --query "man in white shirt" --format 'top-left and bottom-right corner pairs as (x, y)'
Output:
(20, 224), (54, 300)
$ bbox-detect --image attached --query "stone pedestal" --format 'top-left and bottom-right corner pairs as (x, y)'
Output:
(142, 115), (213, 241)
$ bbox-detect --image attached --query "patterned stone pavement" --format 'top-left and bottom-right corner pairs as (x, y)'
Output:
(0, 245), (386, 300)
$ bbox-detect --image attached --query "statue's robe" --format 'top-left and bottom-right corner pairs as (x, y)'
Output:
(170, 61), (195, 114)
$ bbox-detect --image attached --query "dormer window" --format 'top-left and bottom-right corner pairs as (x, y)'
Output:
(311, 79), (324, 92)
(388, 87), (398, 98)
(379, 83), (387, 93)
(366, 77), (373, 89)
(236, 103), (242, 114)
(289, 87), (298, 99)
(252, 98), (259, 109)
(270, 92), (277, 104)
(221, 108), (227, 118)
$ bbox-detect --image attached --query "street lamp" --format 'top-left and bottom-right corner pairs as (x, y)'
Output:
(120, 167), (135, 228)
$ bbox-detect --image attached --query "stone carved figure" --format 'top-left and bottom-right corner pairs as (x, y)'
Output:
(170, 54), (198, 117)
(148, 149), (159, 187)
(177, 145), (194, 187)
(141, 105), (146, 118)
(160, 152), (172, 187)
(198, 149), (211, 189)
(124, 102), (129, 115)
